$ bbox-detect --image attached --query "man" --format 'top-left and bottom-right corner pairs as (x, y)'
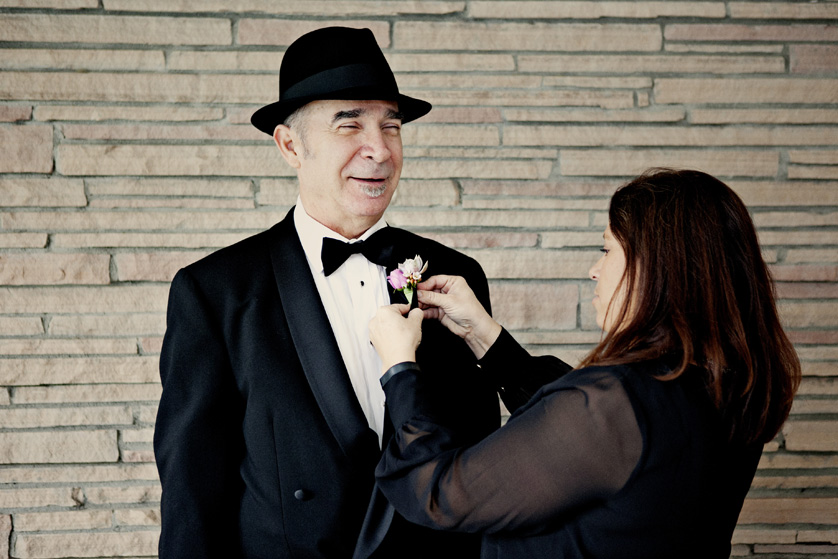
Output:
(153, 27), (500, 558)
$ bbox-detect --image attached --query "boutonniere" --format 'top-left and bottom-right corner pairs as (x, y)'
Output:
(387, 255), (428, 306)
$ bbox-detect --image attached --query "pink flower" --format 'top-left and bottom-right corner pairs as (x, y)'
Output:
(387, 268), (408, 291)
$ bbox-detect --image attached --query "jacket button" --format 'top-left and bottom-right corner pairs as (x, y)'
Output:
(294, 489), (310, 501)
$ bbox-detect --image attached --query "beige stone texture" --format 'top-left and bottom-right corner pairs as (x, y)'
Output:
(0, 488), (77, 509)
(36, 104), (224, 122)
(691, 108), (838, 124)
(0, 316), (43, 336)
(14, 510), (112, 531)
(0, 254), (110, 285)
(61, 123), (263, 142)
(421, 232), (539, 249)
(560, 149), (778, 177)
(399, 74), (542, 89)
(0, 48), (164, 71)
(464, 198), (608, 211)
(0, 356), (157, 385)
(0, 406), (132, 428)
(729, 2), (838, 19)
(462, 179), (617, 197)
(90, 196), (255, 210)
(0, 464), (159, 484)
(418, 107), (503, 124)
(0, 0), (96, 7)
(798, 531), (838, 544)
(387, 209), (588, 229)
(115, 252), (210, 282)
(0, 285), (169, 314)
(665, 23), (838, 42)
(0, 431), (118, 464)
(0, 339), (139, 356)
(792, 45), (838, 74)
(85, 485), (161, 505)
(754, 210), (838, 227)
(506, 107), (685, 123)
(738, 498), (838, 524)
(404, 124), (499, 147)
(15, 530), (159, 559)
(0, 125), (52, 173)
(394, 22), (662, 51)
(391, 180), (459, 207)
(13, 384), (162, 405)
(404, 159), (553, 180)
(57, 143), (289, 177)
(115, 508), (161, 527)
(390, 53), (514, 73)
(88, 178), (253, 197)
(789, 151), (838, 165)
(3, 209), (284, 232)
(784, 249), (838, 264)
(106, 0), (464, 14)
(0, 71), (273, 104)
(0, 14), (231, 45)
(238, 19), (389, 46)
(49, 313), (165, 337)
(731, 182), (838, 207)
(0, 177), (86, 207)
(410, 88), (635, 109)
(785, 421), (838, 452)
(789, 166), (838, 180)
(0, 104), (31, 121)
(519, 54), (783, 74)
(654, 78), (838, 104)
(491, 282), (578, 330)
(462, 249), (598, 279)
(51, 232), (254, 249)
(542, 232), (605, 248)
(667, 43), (784, 54)
(0, 514), (8, 557)
(470, 1), (725, 18)
(732, 528), (797, 544)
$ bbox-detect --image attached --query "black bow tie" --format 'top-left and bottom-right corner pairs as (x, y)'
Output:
(321, 227), (397, 276)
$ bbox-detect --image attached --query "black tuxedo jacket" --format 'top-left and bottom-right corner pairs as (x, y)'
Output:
(154, 209), (500, 558)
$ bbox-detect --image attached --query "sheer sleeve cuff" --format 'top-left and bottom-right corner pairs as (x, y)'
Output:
(380, 361), (421, 388)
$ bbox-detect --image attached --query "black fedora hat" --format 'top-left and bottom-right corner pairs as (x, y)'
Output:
(251, 27), (431, 135)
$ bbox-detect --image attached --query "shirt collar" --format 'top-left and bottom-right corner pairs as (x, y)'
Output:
(293, 196), (388, 275)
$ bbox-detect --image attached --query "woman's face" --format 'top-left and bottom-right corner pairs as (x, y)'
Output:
(589, 225), (628, 331)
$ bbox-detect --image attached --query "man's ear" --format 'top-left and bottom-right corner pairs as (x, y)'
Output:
(273, 124), (302, 169)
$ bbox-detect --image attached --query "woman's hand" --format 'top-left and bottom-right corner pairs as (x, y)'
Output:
(417, 275), (502, 360)
(369, 304), (424, 373)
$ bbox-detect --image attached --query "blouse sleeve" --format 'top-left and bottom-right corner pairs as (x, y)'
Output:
(376, 363), (643, 535)
(478, 328), (574, 413)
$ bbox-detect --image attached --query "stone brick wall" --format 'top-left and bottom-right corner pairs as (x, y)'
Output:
(0, 1), (836, 557)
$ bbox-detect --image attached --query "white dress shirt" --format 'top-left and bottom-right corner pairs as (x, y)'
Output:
(293, 199), (390, 446)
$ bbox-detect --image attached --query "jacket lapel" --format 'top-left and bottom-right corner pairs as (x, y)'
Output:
(268, 210), (377, 460)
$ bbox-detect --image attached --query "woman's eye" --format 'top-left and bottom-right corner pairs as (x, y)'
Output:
(600, 248), (608, 254)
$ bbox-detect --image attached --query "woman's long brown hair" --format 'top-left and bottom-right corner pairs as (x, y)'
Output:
(578, 169), (800, 445)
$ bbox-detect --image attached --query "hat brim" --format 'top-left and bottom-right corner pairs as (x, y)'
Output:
(251, 90), (432, 135)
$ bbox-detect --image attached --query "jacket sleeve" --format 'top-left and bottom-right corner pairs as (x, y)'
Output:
(153, 269), (244, 559)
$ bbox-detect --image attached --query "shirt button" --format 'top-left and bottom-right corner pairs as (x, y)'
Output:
(294, 489), (311, 501)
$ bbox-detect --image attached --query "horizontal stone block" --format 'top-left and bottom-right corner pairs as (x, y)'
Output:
(0, 0), (97, 7)
(14, 510), (112, 532)
(471, 1), (725, 18)
(115, 507), (161, 527)
(0, 71), (273, 104)
(754, 210), (838, 227)
(784, 421), (838, 452)
(464, 198), (608, 211)
(3, 209), (286, 231)
(0, 125), (52, 173)
(0, 430), (117, 464)
(560, 149), (778, 178)
(542, 232), (604, 248)
(789, 166), (838, 180)
(0, 339), (138, 357)
(50, 313), (165, 336)
(404, 158), (553, 180)
(0, 13), (231, 45)
(792, 45), (838, 74)
(790, 151), (838, 165)
(61, 123), (262, 142)
(90, 197), (255, 210)
(238, 19), (388, 46)
(91, 177), (253, 198)
(506, 107), (685, 123)
(462, 249), (598, 279)
(123, 449), (156, 463)
(797, 378), (838, 397)
(0, 406), (132, 428)
(755, 545), (838, 555)
(394, 21), (662, 51)
(729, 2), (838, 19)
(121, 428), (154, 444)
(115, 252), (210, 282)
(386, 209), (588, 229)
(391, 53), (514, 73)
(168, 50), (284, 72)
(691, 108), (838, 124)
(404, 124), (499, 147)
(85, 485), (161, 505)
(732, 528), (796, 545)
(422, 232), (539, 249)
(0, 48), (163, 71)
(0, 356), (158, 385)
(0, 254), (110, 285)
(0, 487), (76, 509)
(15, 530), (159, 559)
(13, 383), (162, 404)
(0, 104), (31, 121)
(0, 316), (43, 335)
(793, 399), (838, 414)
(419, 107), (503, 124)
(106, 0), (464, 14)
(0, 463), (159, 484)
(665, 23), (838, 42)
(400, 74), (542, 90)
(0, 285), (169, 313)
(411, 88), (634, 109)
(390, 179), (459, 207)
(784, 249), (838, 264)
(519, 54), (782, 74)
(57, 143), (289, 177)
(462, 179), (617, 197)
(731, 181), (838, 206)
(492, 282), (578, 330)
(760, 231), (838, 246)
(51, 232), (253, 249)
(0, 177), (86, 207)
(759, 453), (838, 470)
(36, 104), (225, 123)
(141, 337), (163, 354)
(750, 475), (838, 490)
(654, 78), (838, 104)
(738, 497), (838, 524)
(405, 147), (556, 160)
(798, 531), (838, 544)
(507, 124), (838, 147)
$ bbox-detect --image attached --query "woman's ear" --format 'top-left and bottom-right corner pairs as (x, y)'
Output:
(273, 124), (302, 169)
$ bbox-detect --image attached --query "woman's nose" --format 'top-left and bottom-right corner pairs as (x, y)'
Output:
(589, 257), (602, 281)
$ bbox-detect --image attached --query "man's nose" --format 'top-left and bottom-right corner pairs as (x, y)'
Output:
(360, 129), (391, 162)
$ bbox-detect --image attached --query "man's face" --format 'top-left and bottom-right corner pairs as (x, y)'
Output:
(275, 99), (404, 239)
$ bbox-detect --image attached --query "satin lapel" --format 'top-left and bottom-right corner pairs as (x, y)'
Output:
(268, 210), (375, 460)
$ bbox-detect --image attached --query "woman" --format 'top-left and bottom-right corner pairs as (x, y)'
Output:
(369, 169), (800, 558)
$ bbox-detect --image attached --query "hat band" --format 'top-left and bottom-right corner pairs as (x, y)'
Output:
(282, 63), (399, 101)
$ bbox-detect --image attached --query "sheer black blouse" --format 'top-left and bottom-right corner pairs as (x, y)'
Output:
(376, 329), (763, 559)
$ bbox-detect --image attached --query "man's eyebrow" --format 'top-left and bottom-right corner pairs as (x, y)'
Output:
(331, 108), (404, 123)
(386, 109), (405, 121)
